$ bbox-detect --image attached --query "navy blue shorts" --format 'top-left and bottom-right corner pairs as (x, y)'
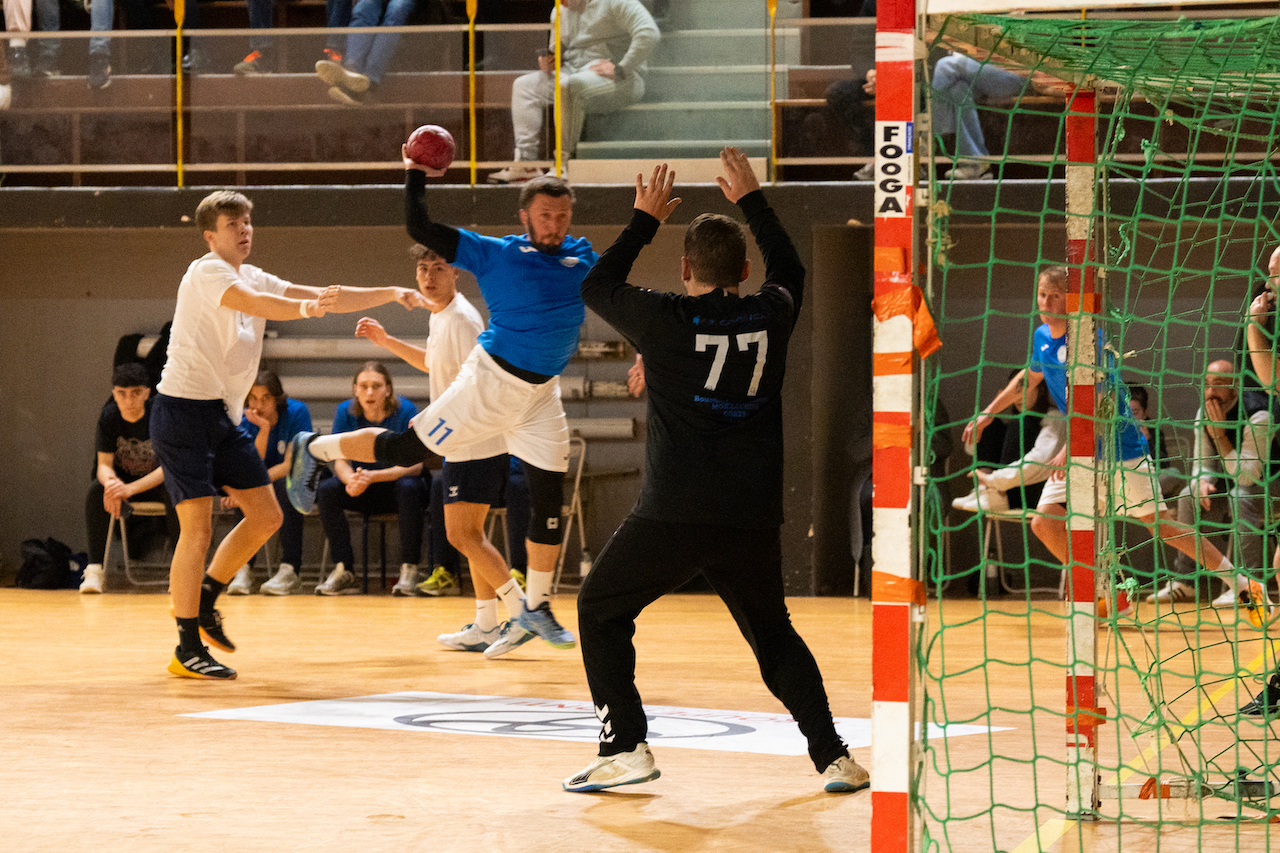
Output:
(150, 394), (271, 505)
(440, 455), (510, 506)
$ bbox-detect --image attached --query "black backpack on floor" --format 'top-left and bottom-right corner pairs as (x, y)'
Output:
(16, 538), (75, 589)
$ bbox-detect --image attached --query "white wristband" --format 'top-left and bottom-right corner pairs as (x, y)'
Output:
(299, 300), (311, 318)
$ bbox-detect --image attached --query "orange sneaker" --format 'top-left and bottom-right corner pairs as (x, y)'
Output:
(1242, 581), (1278, 629)
(1097, 590), (1134, 620)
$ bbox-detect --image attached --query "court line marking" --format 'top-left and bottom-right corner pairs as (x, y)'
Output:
(1010, 647), (1271, 853)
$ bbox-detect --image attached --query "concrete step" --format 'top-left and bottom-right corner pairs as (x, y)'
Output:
(644, 66), (778, 103)
(576, 138), (770, 160)
(583, 101), (770, 141)
(649, 28), (799, 68)
(664, 0), (790, 29)
(567, 156), (767, 185)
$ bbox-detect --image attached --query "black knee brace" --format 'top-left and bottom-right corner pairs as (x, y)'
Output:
(374, 429), (430, 468)
(522, 462), (565, 545)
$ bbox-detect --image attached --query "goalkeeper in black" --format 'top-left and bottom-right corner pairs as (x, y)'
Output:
(562, 148), (869, 795)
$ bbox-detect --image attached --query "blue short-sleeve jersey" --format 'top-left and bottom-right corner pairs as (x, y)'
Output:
(1030, 323), (1147, 461)
(332, 395), (419, 471)
(453, 229), (597, 376)
(240, 397), (313, 468)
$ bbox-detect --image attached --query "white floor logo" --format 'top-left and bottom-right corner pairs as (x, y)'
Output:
(185, 692), (1009, 755)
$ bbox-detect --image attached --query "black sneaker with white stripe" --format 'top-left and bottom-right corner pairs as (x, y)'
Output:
(199, 608), (235, 653)
(168, 646), (237, 680)
(1240, 673), (1280, 717)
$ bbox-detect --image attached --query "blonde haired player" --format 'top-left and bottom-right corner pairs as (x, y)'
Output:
(152, 190), (427, 679)
(964, 266), (1265, 623)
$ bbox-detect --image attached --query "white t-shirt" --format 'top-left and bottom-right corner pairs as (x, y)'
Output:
(158, 252), (290, 424)
(426, 291), (485, 401)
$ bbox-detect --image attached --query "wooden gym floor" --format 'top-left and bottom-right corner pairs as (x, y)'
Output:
(2, 590), (1277, 852)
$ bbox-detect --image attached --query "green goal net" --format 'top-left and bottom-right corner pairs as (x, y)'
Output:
(920, 12), (1280, 852)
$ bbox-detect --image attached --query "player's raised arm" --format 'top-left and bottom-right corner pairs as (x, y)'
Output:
(580, 166), (671, 337)
(634, 164), (681, 223)
(404, 167), (462, 262)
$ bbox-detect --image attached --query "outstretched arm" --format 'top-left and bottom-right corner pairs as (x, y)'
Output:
(718, 146), (806, 315)
(284, 284), (427, 314)
(579, 164), (678, 340)
(220, 282), (340, 320)
(961, 368), (1043, 447)
(356, 317), (430, 374)
(403, 161), (462, 263)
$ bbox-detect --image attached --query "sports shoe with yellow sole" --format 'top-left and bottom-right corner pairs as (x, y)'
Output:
(168, 645), (237, 680)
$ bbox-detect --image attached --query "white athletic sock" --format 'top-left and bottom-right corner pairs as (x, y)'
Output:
(475, 598), (500, 632)
(525, 567), (552, 610)
(496, 578), (527, 620)
(308, 433), (345, 462)
(1209, 556), (1241, 586)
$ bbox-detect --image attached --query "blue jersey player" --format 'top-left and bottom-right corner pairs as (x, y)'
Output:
(964, 266), (1265, 624)
(289, 149), (597, 658)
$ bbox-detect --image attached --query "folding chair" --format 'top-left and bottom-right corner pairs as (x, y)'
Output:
(103, 501), (173, 587)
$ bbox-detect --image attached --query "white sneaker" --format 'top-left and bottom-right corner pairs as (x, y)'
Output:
(951, 490), (979, 513)
(487, 163), (544, 184)
(437, 622), (503, 652)
(950, 161), (992, 181)
(315, 563), (359, 596)
(821, 755), (871, 792)
(1146, 580), (1194, 604)
(227, 565), (253, 595)
(392, 563), (418, 597)
(853, 162), (874, 181)
(563, 744), (661, 792)
(977, 488), (1010, 513)
(1212, 585), (1246, 609)
(79, 563), (105, 594)
(260, 563), (301, 596)
(482, 620), (537, 659)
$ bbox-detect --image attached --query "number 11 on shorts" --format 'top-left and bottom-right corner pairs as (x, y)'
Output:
(427, 417), (453, 446)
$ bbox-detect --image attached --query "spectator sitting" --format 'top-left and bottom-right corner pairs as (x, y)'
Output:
(822, 0), (876, 180)
(1, 30), (10, 108)
(931, 52), (1030, 181)
(313, 0), (420, 105)
(487, 0), (659, 184)
(81, 363), (178, 594)
(1148, 360), (1274, 607)
(954, 373), (1064, 514)
(7, 0), (59, 77)
(1127, 383), (1180, 498)
(314, 361), (430, 595)
(87, 0), (170, 89)
(225, 369), (315, 595)
(238, 0), (350, 75)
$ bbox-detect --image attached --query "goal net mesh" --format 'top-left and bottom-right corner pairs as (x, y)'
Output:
(920, 11), (1280, 850)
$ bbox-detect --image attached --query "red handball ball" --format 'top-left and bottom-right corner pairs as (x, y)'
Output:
(406, 125), (456, 171)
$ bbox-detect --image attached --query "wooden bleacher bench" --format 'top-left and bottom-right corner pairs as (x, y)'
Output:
(137, 334), (639, 440)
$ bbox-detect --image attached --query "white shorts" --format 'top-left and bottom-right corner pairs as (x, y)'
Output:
(410, 345), (569, 473)
(1037, 455), (1166, 519)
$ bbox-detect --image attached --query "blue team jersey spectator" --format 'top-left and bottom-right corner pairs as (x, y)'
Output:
(454, 229), (597, 376)
(332, 394), (419, 471)
(241, 397), (313, 468)
(1030, 323), (1147, 461)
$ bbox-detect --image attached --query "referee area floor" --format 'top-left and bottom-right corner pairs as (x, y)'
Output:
(2, 590), (1272, 852)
